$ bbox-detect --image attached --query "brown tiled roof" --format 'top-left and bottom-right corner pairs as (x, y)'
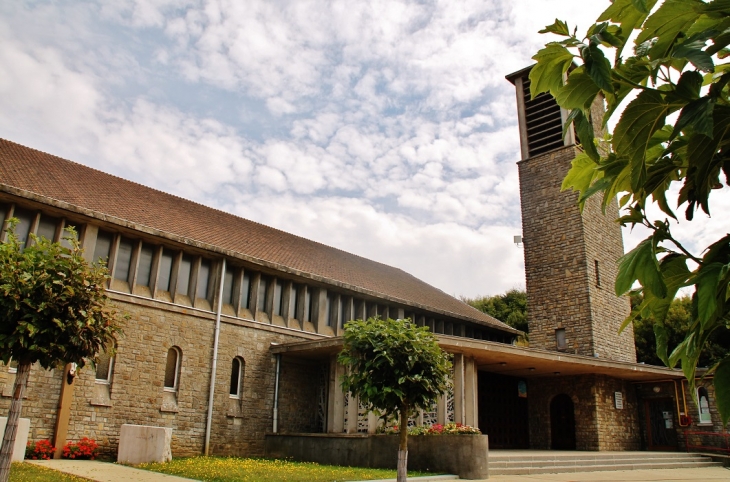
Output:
(0, 138), (517, 334)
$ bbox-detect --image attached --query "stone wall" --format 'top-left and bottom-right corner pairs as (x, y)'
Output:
(518, 144), (634, 362)
(528, 375), (640, 450)
(3, 291), (320, 458)
(276, 359), (325, 435)
(0, 363), (63, 442)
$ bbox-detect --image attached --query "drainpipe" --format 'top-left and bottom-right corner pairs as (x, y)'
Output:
(204, 259), (226, 456)
(273, 353), (281, 433)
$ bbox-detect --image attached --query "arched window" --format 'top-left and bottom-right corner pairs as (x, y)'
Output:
(164, 347), (182, 392)
(698, 387), (712, 424)
(230, 357), (245, 398)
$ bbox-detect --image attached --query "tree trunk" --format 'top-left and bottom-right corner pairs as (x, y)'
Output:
(0, 361), (31, 482)
(397, 404), (408, 482)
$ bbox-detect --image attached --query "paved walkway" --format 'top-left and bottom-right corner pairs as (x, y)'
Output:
(26, 459), (730, 481)
(27, 459), (198, 481)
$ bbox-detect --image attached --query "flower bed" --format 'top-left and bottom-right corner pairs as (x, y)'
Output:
(25, 440), (56, 460)
(62, 437), (98, 460)
(379, 422), (481, 435)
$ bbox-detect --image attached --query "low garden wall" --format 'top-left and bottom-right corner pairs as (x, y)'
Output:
(264, 433), (489, 479)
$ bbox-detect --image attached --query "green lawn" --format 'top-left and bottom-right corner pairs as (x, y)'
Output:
(9, 463), (90, 482)
(138, 456), (432, 482)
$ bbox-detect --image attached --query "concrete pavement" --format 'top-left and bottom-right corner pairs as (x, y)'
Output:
(27, 459), (198, 481)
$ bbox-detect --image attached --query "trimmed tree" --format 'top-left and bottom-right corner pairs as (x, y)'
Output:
(530, 0), (730, 424)
(0, 223), (122, 482)
(338, 317), (451, 482)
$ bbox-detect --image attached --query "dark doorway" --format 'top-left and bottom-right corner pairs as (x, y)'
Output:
(550, 394), (576, 450)
(478, 372), (529, 449)
(644, 398), (678, 450)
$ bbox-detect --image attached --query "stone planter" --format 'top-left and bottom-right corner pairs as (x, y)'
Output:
(265, 433), (489, 479)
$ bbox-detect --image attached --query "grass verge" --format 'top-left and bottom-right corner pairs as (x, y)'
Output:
(9, 463), (91, 482)
(139, 456), (433, 481)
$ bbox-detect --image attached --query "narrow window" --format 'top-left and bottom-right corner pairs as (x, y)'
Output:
(136, 243), (155, 287)
(595, 260), (601, 287)
(93, 230), (114, 265)
(177, 254), (194, 296)
(304, 288), (312, 322)
(196, 258), (211, 300)
(221, 266), (234, 306)
(324, 293), (332, 326)
(289, 284), (299, 319)
(95, 350), (114, 385)
(230, 357), (245, 398)
(12, 207), (34, 248)
(114, 237), (135, 282)
(328, 293), (339, 327)
(698, 387), (712, 424)
(273, 280), (283, 316)
(36, 214), (59, 242)
(157, 249), (174, 292)
(241, 272), (251, 309)
(164, 347), (182, 391)
(340, 298), (348, 328)
(257, 275), (269, 312)
(556, 328), (567, 349)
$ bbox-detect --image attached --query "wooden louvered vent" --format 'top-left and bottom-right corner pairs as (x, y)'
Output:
(521, 78), (565, 157)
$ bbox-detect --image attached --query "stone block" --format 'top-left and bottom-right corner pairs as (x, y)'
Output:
(117, 424), (172, 464)
(0, 417), (30, 462)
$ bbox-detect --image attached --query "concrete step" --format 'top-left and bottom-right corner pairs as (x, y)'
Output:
(491, 460), (723, 476)
(490, 451), (702, 462)
(490, 455), (711, 468)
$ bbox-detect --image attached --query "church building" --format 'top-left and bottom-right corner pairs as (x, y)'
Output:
(0, 64), (724, 465)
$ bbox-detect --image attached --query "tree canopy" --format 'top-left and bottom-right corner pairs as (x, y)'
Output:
(338, 317), (451, 482)
(531, 0), (730, 424)
(0, 223), (122, 481)
(462, 289), (528, 333)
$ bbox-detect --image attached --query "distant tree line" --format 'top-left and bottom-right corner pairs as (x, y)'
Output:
(463, 289), (729, 367)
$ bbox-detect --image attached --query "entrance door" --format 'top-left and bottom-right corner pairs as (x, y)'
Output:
(478, 372), (529, 449)
(645, 398), (678, 450)
(550, 394), (576, 450)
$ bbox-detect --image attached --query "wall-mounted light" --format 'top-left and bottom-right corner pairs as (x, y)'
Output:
(514, 235), (523, 248)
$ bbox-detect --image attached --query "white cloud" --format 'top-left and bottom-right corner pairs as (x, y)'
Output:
(5, 0), (716, 304)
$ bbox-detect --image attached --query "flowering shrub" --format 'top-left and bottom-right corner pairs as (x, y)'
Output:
(25, 439), (56, 460)
(62, 437), (98, 460)
(377, 422), (481, 435)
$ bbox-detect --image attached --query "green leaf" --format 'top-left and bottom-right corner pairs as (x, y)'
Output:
(636, 0), (704, 60)
(573, 109), (601, 161)
(598, 0), (658, 56)
(581, 42), (614, 92)
(673, 36), (715, 72)
(616, 236), (667, 298)
(695, 262), (724, 327)
(613, 89), (674, 191)
(632, 0), (651, 14)
(539, 19), (571, 36)
(714, 357), (730, 427)
(530, 43), (575, 98)
(562, 150), (600, 194)
(653, 322), (671, 365)
(672, 96), (715, 139)
(555, 68), (601, 110)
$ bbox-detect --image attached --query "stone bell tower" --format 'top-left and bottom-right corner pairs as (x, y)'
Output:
(505, 66), (635, 363)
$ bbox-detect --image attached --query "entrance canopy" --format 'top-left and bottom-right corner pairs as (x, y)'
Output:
(271, 334), (683, 382)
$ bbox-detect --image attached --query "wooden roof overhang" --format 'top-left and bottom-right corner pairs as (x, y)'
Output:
(270, 335), (684, 382)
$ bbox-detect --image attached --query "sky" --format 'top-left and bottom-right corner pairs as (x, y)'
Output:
(1, 1), (728, 300)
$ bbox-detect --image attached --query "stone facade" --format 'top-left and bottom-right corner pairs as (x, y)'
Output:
(518, 145), (635, 362)
(1, 293), (319, 458)
(528, 375), (640, 451)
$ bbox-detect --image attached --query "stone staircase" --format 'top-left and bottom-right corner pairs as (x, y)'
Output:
(488, 451), (722, 476)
